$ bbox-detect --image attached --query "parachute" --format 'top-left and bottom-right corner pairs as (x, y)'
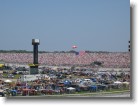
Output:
(72, 45), (77, 49)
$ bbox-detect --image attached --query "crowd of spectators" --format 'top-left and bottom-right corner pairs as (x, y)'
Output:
(0, 52), (130, 68)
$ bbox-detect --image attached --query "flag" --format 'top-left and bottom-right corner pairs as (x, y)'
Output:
(75, 52), (79, 55)
(75, 51), (86, 56)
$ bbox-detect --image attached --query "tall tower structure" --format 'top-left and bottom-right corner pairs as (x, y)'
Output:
(29, 39), (40, 74)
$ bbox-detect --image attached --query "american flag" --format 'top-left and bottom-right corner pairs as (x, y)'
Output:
(76, 51), (86, 56)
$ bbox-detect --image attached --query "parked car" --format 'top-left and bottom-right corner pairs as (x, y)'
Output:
(0, 89), (5, 97)
(7, 74), (14, 78)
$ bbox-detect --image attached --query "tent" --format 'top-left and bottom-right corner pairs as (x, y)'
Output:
(67, 87), (75, 90)
(114, 81), (122, 84)
(122, 82), (129, 84)
(89, 85), (97, 91)
(11, 90), (17, 96)
(67, 87), (76, 93)
(64, 80), (71, 86)
(4, 79), (12, 83)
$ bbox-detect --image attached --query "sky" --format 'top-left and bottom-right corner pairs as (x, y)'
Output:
(0, 0), (130, 52)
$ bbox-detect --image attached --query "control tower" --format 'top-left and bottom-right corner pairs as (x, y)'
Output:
(29, 39), (40, 74)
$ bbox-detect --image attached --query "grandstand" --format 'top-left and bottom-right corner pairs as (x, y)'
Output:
(0, 52), (130, 68)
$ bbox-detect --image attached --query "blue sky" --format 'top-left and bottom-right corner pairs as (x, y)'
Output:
(0, 0), (130, 52)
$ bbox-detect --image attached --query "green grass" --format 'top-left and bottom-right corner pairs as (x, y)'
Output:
(14, 74), (21, 79)
(74, 88), (130, 95)
(2, 73), (21, 79)
(14, 90), (130, 97)
(2, 73), (7, 77)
